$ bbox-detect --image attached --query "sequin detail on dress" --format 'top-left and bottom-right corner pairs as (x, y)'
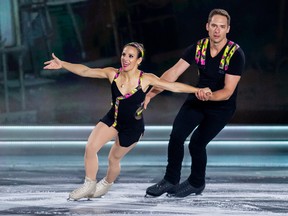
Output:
(112, 69), (143, 127)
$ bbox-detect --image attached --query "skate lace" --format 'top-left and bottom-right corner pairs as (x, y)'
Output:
(178, 180), (191, 192)
(97, 178), (113, 189)
(70, 180), (93, 196)
(93, 178), (113, 198)
(157, 179), (169, 188)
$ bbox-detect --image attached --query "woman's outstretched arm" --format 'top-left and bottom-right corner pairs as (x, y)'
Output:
(43, 53), (115, 79)
(143, 73), (211, 95)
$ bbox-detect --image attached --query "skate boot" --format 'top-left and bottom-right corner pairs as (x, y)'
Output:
(68, 177), (96, 201)
(168, 180), (205, 198)
(92, 177), (113, 198)
(145, 179), (177, 197)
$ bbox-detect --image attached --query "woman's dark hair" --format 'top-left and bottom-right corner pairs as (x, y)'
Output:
(124, 42), (145, 58)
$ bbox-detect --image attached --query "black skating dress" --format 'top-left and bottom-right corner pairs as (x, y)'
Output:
(100, 68), (146, 147)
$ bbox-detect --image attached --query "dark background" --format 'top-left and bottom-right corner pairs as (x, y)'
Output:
(0, 0), (287, 125)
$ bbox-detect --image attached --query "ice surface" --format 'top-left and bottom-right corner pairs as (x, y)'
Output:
(0, 165), (288, 216)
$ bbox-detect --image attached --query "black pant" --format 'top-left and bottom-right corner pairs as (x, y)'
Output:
(164, 98), (235, 187)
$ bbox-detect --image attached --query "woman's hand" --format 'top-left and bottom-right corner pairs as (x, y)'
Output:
(43, 53), (62, 70)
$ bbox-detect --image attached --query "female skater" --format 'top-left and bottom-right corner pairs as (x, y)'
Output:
(43, 42), (211, 200)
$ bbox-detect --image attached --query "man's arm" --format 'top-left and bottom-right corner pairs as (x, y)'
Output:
(146, 59), (190, 97)
(197, 74), (241, 101)
(197, 46), (245, 101)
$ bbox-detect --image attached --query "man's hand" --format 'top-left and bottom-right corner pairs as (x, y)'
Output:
(196, 87), (212, 101)
(143, 95), (151, 109)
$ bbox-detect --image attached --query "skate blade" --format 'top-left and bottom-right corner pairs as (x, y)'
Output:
(144, 193), (162, 198)
(166, 194), (185, 199)
(67, 197), (92, 202)
(91, 194), (105, 199)
(166, 192), (202, 198)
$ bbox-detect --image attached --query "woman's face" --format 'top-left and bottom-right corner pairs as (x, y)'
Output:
(121, 46), (142, 71)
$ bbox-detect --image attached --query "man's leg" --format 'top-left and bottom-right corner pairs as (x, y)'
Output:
(146, 102), (203, 197)
(171, 108), (235, 197)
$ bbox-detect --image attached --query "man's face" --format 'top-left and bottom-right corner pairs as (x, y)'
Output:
(206, 14), (230, 44)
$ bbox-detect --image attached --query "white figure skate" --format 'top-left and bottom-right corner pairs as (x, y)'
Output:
(68, 177), (96, 201)
(92, 177), (113, 198)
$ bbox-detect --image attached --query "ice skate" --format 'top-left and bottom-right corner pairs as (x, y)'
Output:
(92, 177), (114, 198)
(167, 180), (205, 198)
(145, 179), (177, 197)
(68, 177), (96, 201)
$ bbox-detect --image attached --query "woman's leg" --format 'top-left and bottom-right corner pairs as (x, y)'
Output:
(85, 122), (118, 180)
(92, 138), (137, 198)
(105, 138), (137, 183)
(69, 122), (118, 200)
